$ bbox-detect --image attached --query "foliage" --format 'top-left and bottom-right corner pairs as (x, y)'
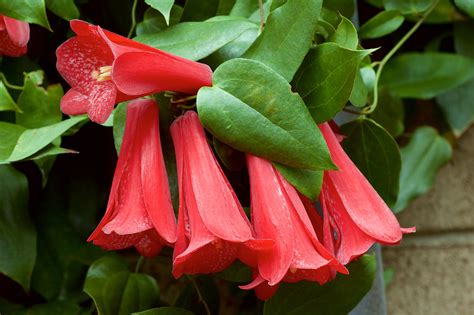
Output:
(0, 0), (471, 314)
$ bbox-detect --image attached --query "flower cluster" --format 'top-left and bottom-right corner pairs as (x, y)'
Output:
(56, 21), (413, 300)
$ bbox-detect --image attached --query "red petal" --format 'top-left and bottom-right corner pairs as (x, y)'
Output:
(112, 51), (212, 96)
(247, 155), (294, 285)
(56, 35), (114, 96)
(319, 122), (403, 244)
(3, 16), (29, 47)
(70, 19), (95, 36)
(85, 82), (117, 123)
(60, 89), (89, 115)
(132, 99), (177, 244)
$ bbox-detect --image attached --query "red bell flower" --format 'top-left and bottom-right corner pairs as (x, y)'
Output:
(56, 20), (212, 123)
(88, 99), (177, 257)
(0, 15), (29, 57)
(318, 122), (415, 265)
(241, 155), (347, 300)
(170, 111), (273, 278)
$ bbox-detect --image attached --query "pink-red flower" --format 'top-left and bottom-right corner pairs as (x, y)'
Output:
(88, 99), (177, 257)
(241, 155), (347, 300)
(170, 111), (273, 278)
(0, 15), (29, 57)
(318, 122), (415, 265)
(56, 20), (212, 123)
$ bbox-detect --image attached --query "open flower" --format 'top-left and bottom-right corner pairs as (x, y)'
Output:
(56, 20), (212, 123)
(241, 155), (347, 300)
(170, 111), (273, 278)
(88, 99), (177, 257)
(0, 15), (29, 57)
(318, 122), (415, 264)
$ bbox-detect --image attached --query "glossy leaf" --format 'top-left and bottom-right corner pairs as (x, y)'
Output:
(350, 69), (369, 107)
(383, 0), (433, 14)
(324, 0), (355, 17)
(145, 0), (174, 25)
(180, 0), (219, 21)
(137, 6), (183, 35)
(0, 0), (51, 29)
(263, 255), (376, 315)
(393, 127), (452, 212)
(359, 10), (404, 39)
(328, 16), (358, 50)
(293, 43), (371, 123)
(133, 307), (194, 315)
(16, 70), (63, 128)
(0, 81), (19, 112)
(455, 0), (474, 17)
(243, 0), (323, 81)
(437, 78), (474, 137)
(454, 22), (474, 59)
(380, 52), (474, 99)
(197, 58), (334, 171)
(135, 18), (257, 61)
(84, 256), (159, 315)
(370, 88), (405, 137)
(0, 165), (36, 290)
(340, 118), (401, 206)
(45, 0), (79, 20)
(0, 116), (87, 163)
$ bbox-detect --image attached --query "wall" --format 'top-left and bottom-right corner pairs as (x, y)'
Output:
(384, 127), (474, 314)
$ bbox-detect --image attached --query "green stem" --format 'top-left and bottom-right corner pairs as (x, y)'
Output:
(187, 276), (211, 315)
(127, 0), (138, 38)
(0, 72), (23, 90)
(135, 256), (144, 273)
(363, 0), (439, 115)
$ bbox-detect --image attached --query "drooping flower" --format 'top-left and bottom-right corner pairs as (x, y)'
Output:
(0, 15), (29, 57)
(318, 122), (415, 265)
(170, 111), (273, 278)
(241, 155), (347, 300)
(88, 99), (177, 257)
(56, 20), (212, 123)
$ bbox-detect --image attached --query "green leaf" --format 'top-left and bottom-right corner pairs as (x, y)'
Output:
(349, 68), (369, 107)
(137, 6), (183, 35)
(26, 301), (81, 315)
(145, 0), (174, 25)
(197, 58), (334, 171)
(0, 115), (87, 163)
(0, 165), (36, 290)
(0, 81), (20, 112)
(328, 16), (358, 50)
(16, 70), (63, 128)
(113, 102), (128, 154)
(393, 127), (452, 212)
(45, 0), (79, 20)
(0, 0), (51, 30)
(340, 118), (401, 206)
(293, 43), (371, 123)
(359, 10), (404, 39)
(380, 52), (474, 99)
(455, 0), (474, 17)
(134, 18), (257, 61)
(180, 0), (219, 21)
(133, 307), (194, 315)
(324, 0), (355, 17)
(243, 0), (323, 81)
(370, 88), (405, 137)
(383, 0), (433, 14)
(274, 164), (323, 200)
(216, 260), (251, 283)
(263, 255), (376, 315)
(412, 0), (464, 24)
(437, 78), (474, 137)
(213, 137), (245, 171)
(454, 22), (474, 59)
(84, 256), (159, 315)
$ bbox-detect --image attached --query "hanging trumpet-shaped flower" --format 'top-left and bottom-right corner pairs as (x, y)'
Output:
(241, 155), (347, 300)
(88, 99), (177, 257)
(170, 111), (273, 278)
(318, 122), (415, 265)
(56, 20), (212, 123)
(0, 15), (29, 57)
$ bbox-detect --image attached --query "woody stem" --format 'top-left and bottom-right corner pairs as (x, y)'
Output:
(127, 0), (138, 38)
(0, 72), (23, 90)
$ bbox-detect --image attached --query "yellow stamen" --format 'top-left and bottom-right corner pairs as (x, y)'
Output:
(92, 65), (112, 82)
